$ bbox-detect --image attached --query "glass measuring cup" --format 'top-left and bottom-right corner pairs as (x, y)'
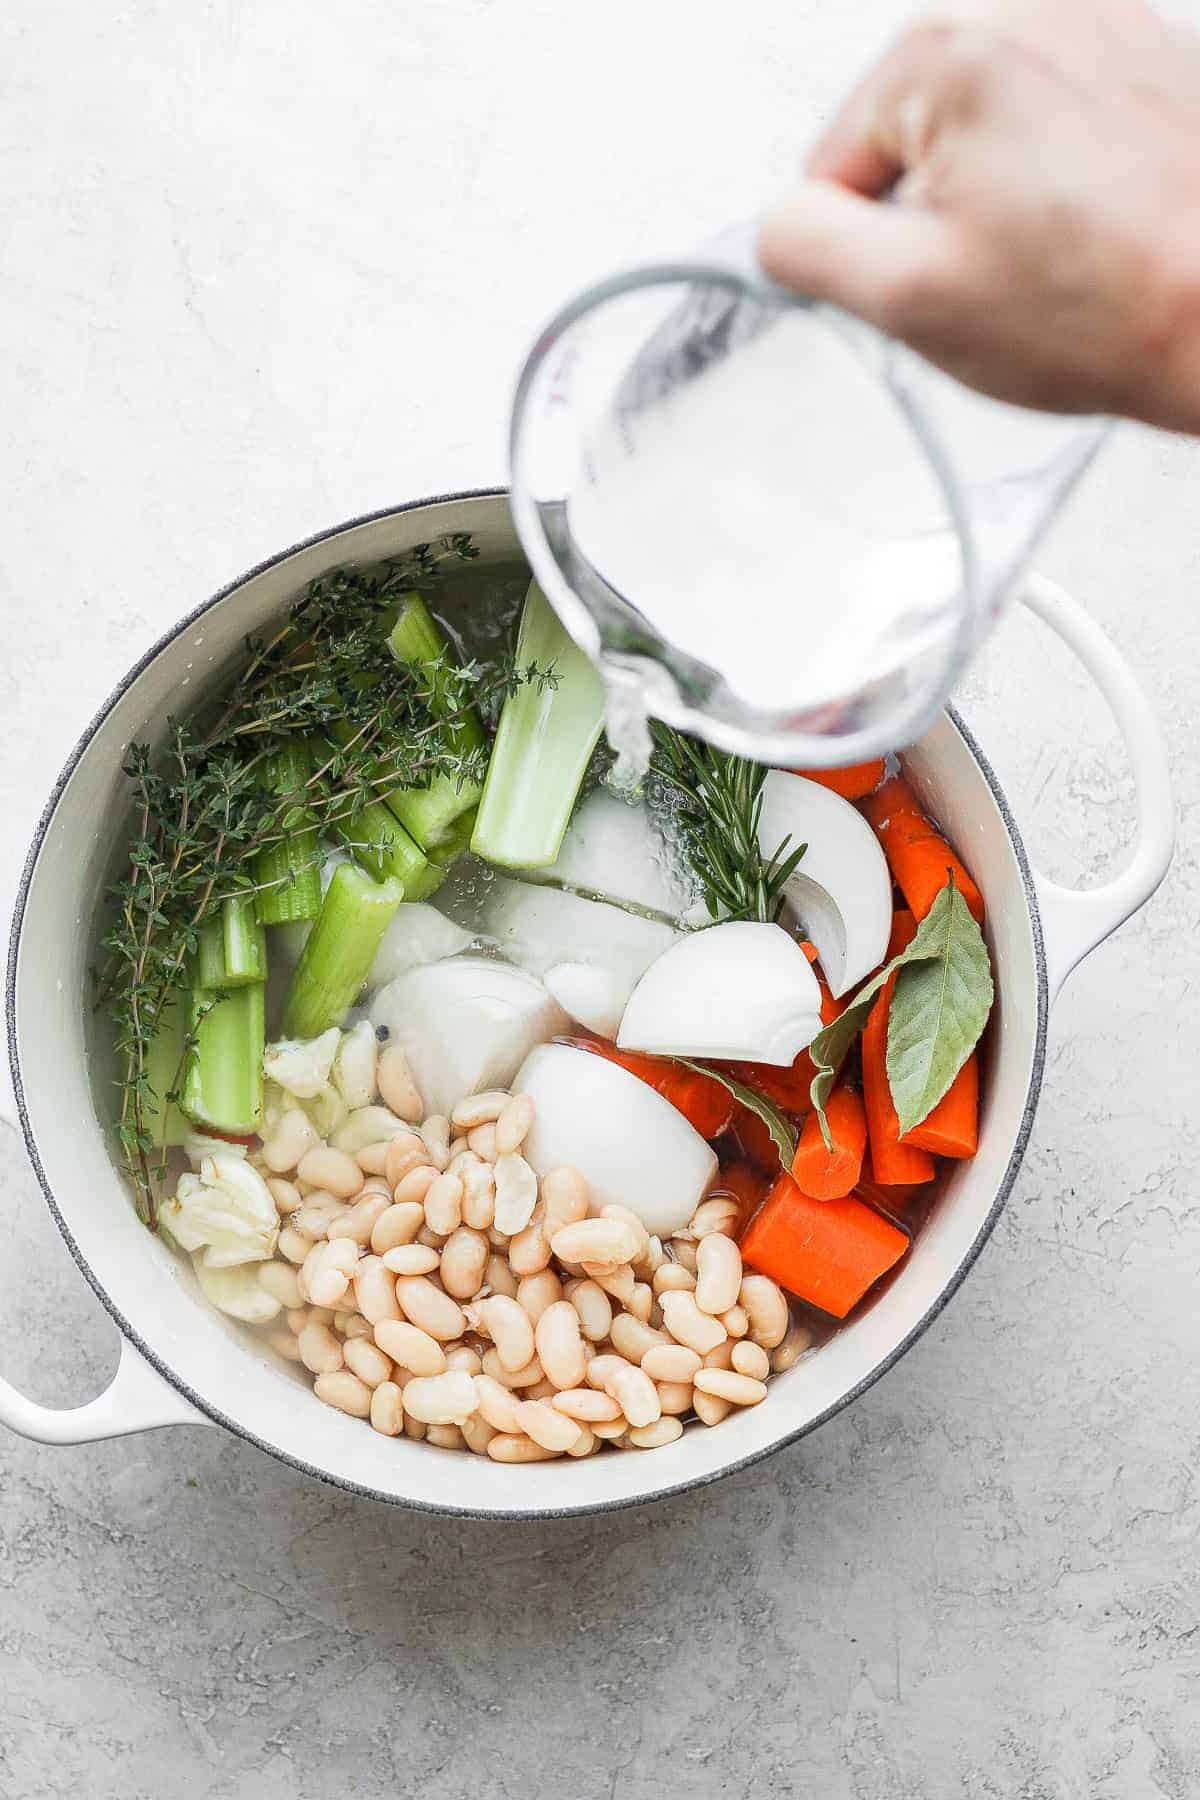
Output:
(509, 221), (1111, 768)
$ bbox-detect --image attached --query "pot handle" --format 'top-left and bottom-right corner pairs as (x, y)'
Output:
(1017, 573), (1174, 1004)
(0, 1336), (208, 1444)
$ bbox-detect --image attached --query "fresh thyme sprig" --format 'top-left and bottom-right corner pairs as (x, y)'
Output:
(100, 535), (548, 1227)
(649, 724), (806, 924)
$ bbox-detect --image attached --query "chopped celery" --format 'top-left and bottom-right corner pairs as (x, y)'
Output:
(383, 591), (486, 851)
(283, 862), (404, 1038)
(337, 800), (445, 901)
(472, 580), (605, 869)
(141, 992), (192, 1150)
(195, 896), (267, 988)
(429, 804), (477, 871)
(182, 981), (265, 1136)
(255, 742), (322, 925)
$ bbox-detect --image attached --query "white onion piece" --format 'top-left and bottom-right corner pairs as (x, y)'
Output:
(193, 1256), (282, 1324)
(542, 961), (628, 1039)
(756, 771), (892, 996)
(370, 957), (568, 1120)
(524, 788), (697, 920)
(617, 921), (822, 1064)
(368, 903), (473, 990)
(482, 878), (677, 982)
(515, 1043), (717, 1237)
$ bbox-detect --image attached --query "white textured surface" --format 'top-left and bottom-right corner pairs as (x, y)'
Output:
(1, 3), (1198, 1796)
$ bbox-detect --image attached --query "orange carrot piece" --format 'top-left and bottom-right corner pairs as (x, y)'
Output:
(860, 979), (936, 1187)
(793, 759), (887, 801)
(863, 776), (984, 924)
(571, 1037), (736, 1139)
(712, 1160), (768, 1231)
(901, 1053), (979, 1158)
(790, 1085), (867, 1201)
(740, 1172), (909, 1318)
(887, 908), (918, 961)
(732, 1102), (785, 1173)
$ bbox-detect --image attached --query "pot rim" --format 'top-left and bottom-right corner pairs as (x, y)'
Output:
(6, 489), (1049, 1520)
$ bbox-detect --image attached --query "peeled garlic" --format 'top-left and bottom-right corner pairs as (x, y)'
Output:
(263, 1028), (341, 1101)
(160, 1152), (278, 1270)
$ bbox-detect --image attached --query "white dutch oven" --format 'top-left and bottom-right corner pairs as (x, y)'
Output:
(3, 492), (1174, 1518)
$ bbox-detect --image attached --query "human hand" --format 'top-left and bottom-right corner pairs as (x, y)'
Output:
(758, 0), (1200, 431)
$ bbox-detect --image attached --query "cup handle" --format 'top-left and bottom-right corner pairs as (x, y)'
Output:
(0, 1336), (208, 1444)
(1016, 574), (1174, 1005)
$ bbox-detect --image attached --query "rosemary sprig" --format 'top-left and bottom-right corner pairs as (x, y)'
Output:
(649, 723), (806, 924)
(100, 535), (548, 1227)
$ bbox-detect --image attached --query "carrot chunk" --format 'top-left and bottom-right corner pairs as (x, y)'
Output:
(790, 1085), (867, 1201)
(571, 1037), (736, 1139)
(860, 979), (936, 1187)
(862, 775), (984, 924)
(740, 1172), (909, 1318)
(793, 759), (886, 801)
(901, 1053), (979, 1158)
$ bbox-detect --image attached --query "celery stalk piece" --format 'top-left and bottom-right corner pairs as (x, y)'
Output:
(255, 742), (322, 925)
(195, 897), (267, 988)
(337, 800), (445, 901)
(182, 981), (265, 1136)
(429, 804), (477, 871)
(472, 580), (605, 869)
(383, 591), (486, 851)
(283, 863), (405, 1038)
(141, 992), (192, 1150)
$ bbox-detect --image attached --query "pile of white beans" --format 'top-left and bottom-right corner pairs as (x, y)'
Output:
(252, 1041), (810, 1461)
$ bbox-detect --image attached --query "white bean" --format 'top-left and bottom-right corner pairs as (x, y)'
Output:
(298, 1321), (344, 1375)
(661, 1290), (727, 1355)
(292, 1195), (345, 1240)
(266, 1176), (302, 1217)
(610, 1312), (671, 1364)
(426, 1423), (465, 1451)
(314, 1369), (371, 1417)
(585, 1353), (633, 1392)
(338, 1312), (373, 1340)
(732, 1340), (771, 1381)
(516, 1399), (582, 1453)
(480, 1350), (543, 1389)
(515, 1269), (562, 1326)
(540, 1164), (589, 1234)
(296, 1145), (364, 1201)
(419, 1115), (452, 1171)
(534, 1302), (587, 1391)
(393, 1164), (438, 1206)
(327, 1191), (390, 1245)
(629, 1417), (684, 1449)
(444, 1343), (483, 1376)
(370, 1201), (425, 1256)
(395, 1275), (466, 1342)
(599, 1204), (651, 1261)
(580, 1262), (636, 1306)
(570, 1279), (613, 1343)
(695, 1233), (743, 1317)
(374, 1318), (447, 1376)
(692, 1388), (732, 1426)
(694, 1368), (767, 1406)
(669, 1237), (698, 1274)
(655, 1380), (694, 1417)
(740, 1274), (790, 1350)
(423, 1170), (463, 1236)
(608, 1364), (661, 1429)
(401, 1371), (478, 1426)
(486, 1434), (561, 1463)
(381, 1245), (441, 1276)
(259, 1261), (303, 1309)
(590, 1416), (630, 1441)
(550, 1387), (622, 1423)
(484, 1252), (518, 1299)
(356, 1140), (391, 1176)
(721, 1304), (750, 1339)
(703, 1339), (736, 1370)
(461, 1160), (497, 1231)
(477, 1295), (535, 1372)
(467, 1121), (498, 1161)
(267, 1329), (302, 1363)
(353, 1254), (401, 1324)
(551, 1217), (641, 1268)
(771, 1321), (813, 1373)
(473, 1373), (525, 1434)
(451, 1091), (510, 1129)
(277, 1225), (314, 1266)
(370, 1381), (404, 1436)
(330, 1106), (410, 1155)
(508, 1207), (552, 1277)
(495, 1092), (534, 1156)
(628, 1282), (654, 1324)
(653, 1262), (696, 1296)
(641, 1343), (702, 1383)
(566, 1425), (598, 1458)
(384, 1131), (427, 1188)
(688, 1195), (741, 1238)
(439, 1227), (490, 1300)
(376, 1045), (424, 1122)
(262, 1108), (320, 1174)
(460, 1413), (496, 1456)
(343, 1337), (392, 1388)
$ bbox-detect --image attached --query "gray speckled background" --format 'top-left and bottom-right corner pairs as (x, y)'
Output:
(2, 2), (1198, 1795)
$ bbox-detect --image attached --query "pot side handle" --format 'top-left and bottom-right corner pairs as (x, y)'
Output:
(1017, 574), (1174, 1005)
(0, 1336), (208, 1444)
